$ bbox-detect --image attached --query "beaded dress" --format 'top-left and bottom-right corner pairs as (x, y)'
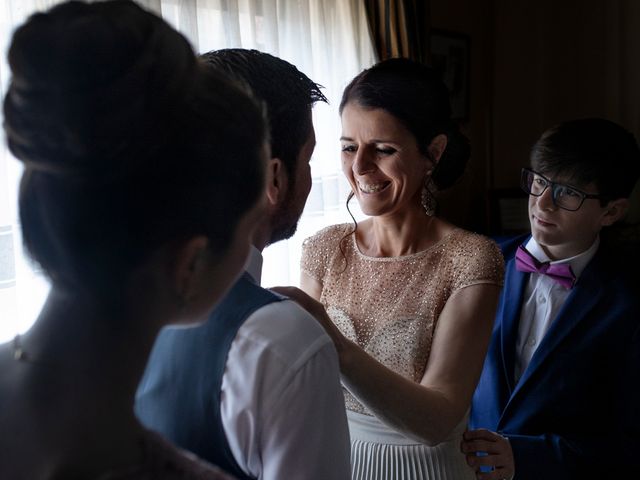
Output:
(301, 223), (504, 480)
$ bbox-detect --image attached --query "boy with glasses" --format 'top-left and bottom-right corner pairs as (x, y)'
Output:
(462, 118), (640, 479)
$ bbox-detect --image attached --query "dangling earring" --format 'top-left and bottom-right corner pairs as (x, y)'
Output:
(421, 177), (437, 216)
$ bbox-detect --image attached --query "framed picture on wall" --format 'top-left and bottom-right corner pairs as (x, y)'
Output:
(429, 29), (470, 121)
(488, 188), (530, 236)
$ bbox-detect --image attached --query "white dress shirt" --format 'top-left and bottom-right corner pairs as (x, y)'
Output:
(220, 247), (351, 480)
(514, 237), (599, 383)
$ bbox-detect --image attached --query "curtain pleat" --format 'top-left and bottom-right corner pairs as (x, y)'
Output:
(364, 0), (429, 63)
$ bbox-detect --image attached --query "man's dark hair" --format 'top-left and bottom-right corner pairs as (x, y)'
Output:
(201, 49), (327, 175)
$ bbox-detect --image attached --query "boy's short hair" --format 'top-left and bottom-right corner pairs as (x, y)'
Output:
(531, 118), (640, 204)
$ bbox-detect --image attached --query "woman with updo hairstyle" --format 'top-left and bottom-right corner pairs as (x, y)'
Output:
(277, 58), (505, 479)
(0, 1), (267, 478)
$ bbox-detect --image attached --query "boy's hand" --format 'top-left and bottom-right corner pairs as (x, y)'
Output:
(461, 428), (515, 480)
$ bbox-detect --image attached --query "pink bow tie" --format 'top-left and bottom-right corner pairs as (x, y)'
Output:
(515, 246), (576, 289)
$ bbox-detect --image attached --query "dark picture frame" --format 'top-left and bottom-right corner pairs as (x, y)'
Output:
(429, 29), (471, 121)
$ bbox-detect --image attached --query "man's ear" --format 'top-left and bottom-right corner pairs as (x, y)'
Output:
(601, 198), (630, 226)
(265, 157), (288, 207)
(173, 235), (210, 305)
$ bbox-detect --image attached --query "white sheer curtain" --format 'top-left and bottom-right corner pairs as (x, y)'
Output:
(0, 0), (376, 342)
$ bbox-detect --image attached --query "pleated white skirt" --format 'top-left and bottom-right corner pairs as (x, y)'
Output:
(348, 410), (476, 480)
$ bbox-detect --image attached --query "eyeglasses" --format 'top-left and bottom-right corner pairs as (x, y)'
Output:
(520, 168), (604, 211)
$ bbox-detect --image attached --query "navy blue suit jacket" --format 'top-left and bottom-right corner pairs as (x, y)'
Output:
(471, 234), (640, 479)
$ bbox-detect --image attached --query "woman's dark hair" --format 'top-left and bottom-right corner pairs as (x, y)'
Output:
(339, 57), (470, 190)
(531, 118), (640, 204)
(3, 0), (267, 294)
(200, 49), (326, 178)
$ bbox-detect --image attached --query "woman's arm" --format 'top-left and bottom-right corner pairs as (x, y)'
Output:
(274, 282), (500, 446)
(300, 271), (323, 301)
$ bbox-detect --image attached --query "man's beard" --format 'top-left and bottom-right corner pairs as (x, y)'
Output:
(267, 190), (303, 246)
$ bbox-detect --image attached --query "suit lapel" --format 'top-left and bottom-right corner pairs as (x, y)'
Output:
(508, 254), (605, 400)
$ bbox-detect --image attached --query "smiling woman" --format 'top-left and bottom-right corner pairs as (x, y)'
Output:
(340, 104), (441, 222)
(283, 57), (506, 480)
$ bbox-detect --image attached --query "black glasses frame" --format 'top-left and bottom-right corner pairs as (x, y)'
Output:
(520, 168), (604, 211)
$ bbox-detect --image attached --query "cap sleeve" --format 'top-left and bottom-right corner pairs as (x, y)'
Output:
(450, 233), (505, 292)
(300, 224), (350, 284)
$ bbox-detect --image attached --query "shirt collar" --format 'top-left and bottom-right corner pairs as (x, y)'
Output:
(244, 245), (263, 284)
(524, 236), (600, 280)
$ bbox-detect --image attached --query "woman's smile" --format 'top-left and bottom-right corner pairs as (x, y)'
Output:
(357, 180), (391, 194)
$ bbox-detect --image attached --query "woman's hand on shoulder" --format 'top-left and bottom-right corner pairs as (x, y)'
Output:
(270, 285), (346, 354)
(271, 286), (323, 318)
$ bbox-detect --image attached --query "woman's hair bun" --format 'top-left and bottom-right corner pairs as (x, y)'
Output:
(3, 0), (195, 180)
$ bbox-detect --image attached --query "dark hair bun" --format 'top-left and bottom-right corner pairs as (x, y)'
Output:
(3, 0), (268, 292)
(4, 0), (195, 180)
